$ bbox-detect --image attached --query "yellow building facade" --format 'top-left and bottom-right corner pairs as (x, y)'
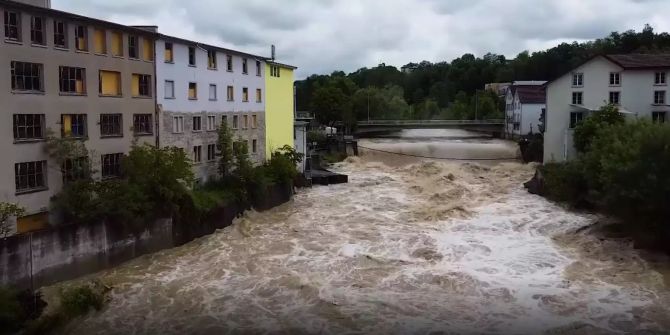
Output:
(265, 61), (297, 157)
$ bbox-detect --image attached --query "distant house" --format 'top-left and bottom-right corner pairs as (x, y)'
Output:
(544, 54), (670, 162)
(484, 82), (511, 97)
(504, 84), (546, 139)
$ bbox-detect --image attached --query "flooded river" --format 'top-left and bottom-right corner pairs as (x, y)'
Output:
(59, 129), (670, 334)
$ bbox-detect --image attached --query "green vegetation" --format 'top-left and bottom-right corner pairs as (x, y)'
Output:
(297, 25), (668, 125)
(59, 285), (105, 317)
(0, 202), (25, 238)
(0, 287), (24, 335)
(541, 107), (670, 236)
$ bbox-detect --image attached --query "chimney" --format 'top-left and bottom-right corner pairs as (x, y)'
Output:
(271, 45), (276, 61)
(14, 0), (51, 8)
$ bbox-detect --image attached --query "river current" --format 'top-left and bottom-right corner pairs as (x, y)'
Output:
(57, 129), (670, 334)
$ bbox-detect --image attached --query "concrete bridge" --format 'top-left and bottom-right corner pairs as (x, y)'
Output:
(353, 119), (505, 137)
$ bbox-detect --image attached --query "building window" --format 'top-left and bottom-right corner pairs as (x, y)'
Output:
(193, 145), (202, 163)
(101, 153), (123, 178)
(59, 66), (86, 94)
(99, 70), (121, 96)
(75, 25), (87, 51)
(221, 115), (227, 127)
(609, 91), (620, 105)
(11, 61), (43, 92)
(513, 123), (520, 131)
(242, 87), (249, 102)
(53, 20), (67, 48)
(571, 92), (583, 105)
(133, 114), (153, 135)
(233, 141), (247, 154)
(13, 114), (44, 141)
(209, 84), (217, 101)
(111, 31), (123, 57)
(93, 28), (106, 54)
(252, 114), (257, 129)
(193, 116), (202, 132)
(172, 116), (184, 133)
(100, 114), (122, 137)
(609, 72), (620, 86)
(252, 139), (257, 154)
(165, 80), (175, 99)
(208, 50), (217, 69)
(256, 60), (261, 76)
(189, 82), (197, 100)
(207, 115), (216, 131)
(271, 66), (281, 77)
(30, 16), (44, 45)
(256, 88), (262, 102)
(188, 46), (196, 66)
(62, 157), (89, 184)
(4, 10), (20, 41)
(132, 74), (151, 97)
(207, 144), (216, 161)
(242, 58), (248, 74)
(653, 111), (666, 123)
(243, 114), (249, 129)
(61, 114), (87, 138)
(655, 72), (666, 85)
(226, 55), (233, 71)
(128, 35), (138, 58)
(15, 161), (47, 193)
(164, 42), (173, 62)
(572, 73), (583, 87)
(227, 86), (234, 101)
(142, 37), (153, 61)
(569, 112), (583, 129)
(654, 91), (666, 105)
(232, 115), (239, 129)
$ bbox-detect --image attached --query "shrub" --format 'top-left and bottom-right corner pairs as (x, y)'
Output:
(540, 161), (589, 206)
(59, 286), (104, 318)
(265, 145), (304, 184)
(0, 287), (24, 335)
(0, 203), (25, 238)
(573, 104), (625, 153)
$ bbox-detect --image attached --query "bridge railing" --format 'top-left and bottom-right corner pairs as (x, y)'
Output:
(356, 119), (504, 126)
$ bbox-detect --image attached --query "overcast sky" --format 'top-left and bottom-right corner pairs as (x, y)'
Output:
(54, 0), (670, 79)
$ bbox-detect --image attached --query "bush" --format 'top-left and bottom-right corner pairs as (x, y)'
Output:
(573, 104), (625, 153)
(59, 286), (104, 318)
(540, 161), (589, 206)
(0, 287), (24, 335)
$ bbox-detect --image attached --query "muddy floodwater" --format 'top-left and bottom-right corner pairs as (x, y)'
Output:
(57, 129), (670, 334)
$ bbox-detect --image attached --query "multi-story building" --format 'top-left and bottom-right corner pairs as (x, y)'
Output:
(155, 35), (267, 183)
(265, 60), (297, 157)
(504, 83), (546, 139)
(544, 54), (670, 162)
(0, 0), (157, 233)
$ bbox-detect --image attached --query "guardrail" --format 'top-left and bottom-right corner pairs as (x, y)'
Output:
(356, 119), (504, 126)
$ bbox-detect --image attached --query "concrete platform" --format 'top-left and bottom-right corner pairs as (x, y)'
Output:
(311, 169), (348, 185)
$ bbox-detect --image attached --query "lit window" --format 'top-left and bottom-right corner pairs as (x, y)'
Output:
(189, 82), (197, 100)
(93, 28), (106, 54)
(164, 42), (173, 62)
(111, 31), (123, 57)
(142, 37), (153, 61)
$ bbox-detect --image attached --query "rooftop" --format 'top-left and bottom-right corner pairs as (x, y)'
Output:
(605, 54), (670, 69)
(515, 86), (546, 104)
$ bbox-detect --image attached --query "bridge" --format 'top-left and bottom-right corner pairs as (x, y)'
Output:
(353, 119), (505, 137)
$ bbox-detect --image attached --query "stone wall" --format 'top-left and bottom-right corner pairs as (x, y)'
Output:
(0, 183), (292, 290)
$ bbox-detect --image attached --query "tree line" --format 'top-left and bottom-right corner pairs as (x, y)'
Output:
(296, 25), (670, 126)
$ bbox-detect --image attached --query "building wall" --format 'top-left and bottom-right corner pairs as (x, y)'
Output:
(0, 5), (156, 233)
(265, 64), (295, 157)
(294, 124), (307, 173)
(544, 56), (669, 162)
(155, 39), (267, 180)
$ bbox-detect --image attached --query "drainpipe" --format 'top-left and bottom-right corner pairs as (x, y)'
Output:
(153, 37), (159, 147)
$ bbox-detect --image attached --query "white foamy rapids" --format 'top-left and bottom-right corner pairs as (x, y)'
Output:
(58, 157), (670, 335)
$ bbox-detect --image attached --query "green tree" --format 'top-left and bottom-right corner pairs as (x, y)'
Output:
(573, 104), (625, 153)
(217, 121), (235, 177)
(0, 203), (25, 238)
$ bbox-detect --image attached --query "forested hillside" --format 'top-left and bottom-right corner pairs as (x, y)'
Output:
(296, 25), (670, 125)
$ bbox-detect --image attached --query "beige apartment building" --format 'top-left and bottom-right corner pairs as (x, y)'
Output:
(0, 0), (157, 233)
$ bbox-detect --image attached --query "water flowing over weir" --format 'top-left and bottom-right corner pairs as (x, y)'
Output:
(57, 129), (670, 334)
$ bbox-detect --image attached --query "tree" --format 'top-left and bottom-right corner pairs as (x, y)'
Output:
(311, 86), (350, 126)
(217, 121), (235, 177)
(0, 203), (25, 238)
(573, 104), (625, 153)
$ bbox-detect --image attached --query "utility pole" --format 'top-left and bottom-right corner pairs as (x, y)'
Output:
(475, 90), (479, 120)
(367, 90), (370, 122)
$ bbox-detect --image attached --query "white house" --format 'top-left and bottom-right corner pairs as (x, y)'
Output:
(504, 84), (546, 138)
(155, 34), (267, 183)
(544, 54), (670, 162)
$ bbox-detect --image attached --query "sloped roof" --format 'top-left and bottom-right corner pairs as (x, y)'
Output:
(604, 54), (670, 69)
(516, 86), (546, 104)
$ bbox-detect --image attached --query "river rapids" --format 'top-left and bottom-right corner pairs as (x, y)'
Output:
(54, 130), (670, 334)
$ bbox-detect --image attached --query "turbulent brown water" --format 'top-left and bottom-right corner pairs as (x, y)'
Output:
(54, 129), (670, 334)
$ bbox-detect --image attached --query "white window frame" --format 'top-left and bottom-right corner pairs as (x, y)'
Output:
(209, 84), (217, 101)
(572, 73), (583, 87)
(165, 80), (175, 99)
(172, 116), (184, 133)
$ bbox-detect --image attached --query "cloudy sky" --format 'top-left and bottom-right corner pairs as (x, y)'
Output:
(54, 0), (670, 79)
